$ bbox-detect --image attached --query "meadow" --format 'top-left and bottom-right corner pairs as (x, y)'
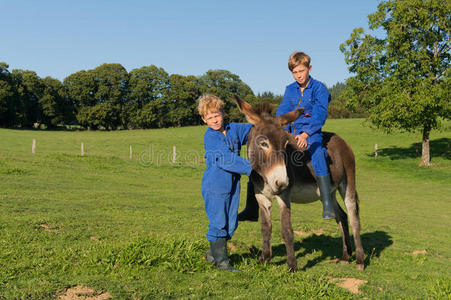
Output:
(0, 119), (450, 299)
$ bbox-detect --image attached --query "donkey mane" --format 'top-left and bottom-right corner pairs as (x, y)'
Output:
(253, 102), (274, 118)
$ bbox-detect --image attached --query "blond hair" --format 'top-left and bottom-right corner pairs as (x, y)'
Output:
(197, 94), (225, 117)
(288, 51), (311, 71)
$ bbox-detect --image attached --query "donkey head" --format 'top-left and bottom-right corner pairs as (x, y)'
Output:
(233, 95), (303, 194)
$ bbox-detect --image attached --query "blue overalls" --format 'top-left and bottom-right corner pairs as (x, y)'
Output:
(201, 122), (253, 242)
(276, 76), (331, 176)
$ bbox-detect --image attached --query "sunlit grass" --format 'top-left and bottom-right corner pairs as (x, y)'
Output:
(0, 120), (450, 298)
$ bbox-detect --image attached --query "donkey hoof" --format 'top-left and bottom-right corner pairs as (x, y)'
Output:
(288, 265), (297, 272)
(340, 254), (350, 263)
(259, 256), (271, 265)
(356, 263), (364, 271)
(287, 262), (298, 272)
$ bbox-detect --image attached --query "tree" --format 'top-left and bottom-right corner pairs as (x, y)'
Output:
(64, 64), (129, 130)
(40, 77), (70, 128)
(0, 63), (16, 127)
(10, 69), (43, 128)
(256, 91), (283, 106)
(63, 70), (97, 129)
(127, 65), (169, 129)
(164, 74), (202, 127)
(91, 63), (129, 130)
(328, 82), (367, 118)
(198, 70), (255, 122)
(340, 0), (450, 165)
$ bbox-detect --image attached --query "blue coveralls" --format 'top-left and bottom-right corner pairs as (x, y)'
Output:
(276, 76), (331, 176)
(201, 122), (253, 242)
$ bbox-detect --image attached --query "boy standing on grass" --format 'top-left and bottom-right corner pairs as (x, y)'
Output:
(198, 94), (253, 272)
(239, 51), (335, 221)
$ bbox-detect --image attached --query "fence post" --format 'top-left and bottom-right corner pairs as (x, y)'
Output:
(130, 145), (133, 159)
(32, 139), (36, 154)
(172, 146), (176, 163)
(375, 144), (378, 158)
(81, 142), (84, 156)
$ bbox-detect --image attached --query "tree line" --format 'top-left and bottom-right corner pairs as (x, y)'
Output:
(0, 62), (358, 130)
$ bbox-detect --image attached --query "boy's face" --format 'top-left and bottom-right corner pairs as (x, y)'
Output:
(202, 110), (224, 131)
(291, 64), (312, 87)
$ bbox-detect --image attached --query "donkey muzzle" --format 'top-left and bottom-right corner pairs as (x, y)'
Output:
(266, 164), (289, 195)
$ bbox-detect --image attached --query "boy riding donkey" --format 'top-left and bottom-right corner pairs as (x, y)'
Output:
(239, 51), (335, 222)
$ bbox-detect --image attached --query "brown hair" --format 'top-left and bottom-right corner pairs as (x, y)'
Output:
(197, 94), (224, 117)
(288, 51), (311, 71)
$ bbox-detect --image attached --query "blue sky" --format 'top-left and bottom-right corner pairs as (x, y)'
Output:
(1, 1), (380, 95)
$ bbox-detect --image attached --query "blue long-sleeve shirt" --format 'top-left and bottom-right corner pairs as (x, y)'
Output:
(275, 76), (331, 136)
(201, 122), (253, 193)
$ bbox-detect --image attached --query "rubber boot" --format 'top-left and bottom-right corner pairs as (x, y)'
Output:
(209, 239), (239, 271)
(204, 248), (214, 264)
(317, 174), (336, 220)
(237, 181), (259, 222)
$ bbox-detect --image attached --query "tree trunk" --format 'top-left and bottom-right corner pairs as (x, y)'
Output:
(419, 125), (431, 166)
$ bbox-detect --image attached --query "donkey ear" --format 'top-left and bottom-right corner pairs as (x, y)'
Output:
(275, 108), (304, 127)
(232, 94), (263, 125)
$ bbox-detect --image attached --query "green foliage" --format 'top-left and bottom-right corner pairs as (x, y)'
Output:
(0, 62), (261, 129)
(328, 82), (367, 118)
(199, 69), (255, 122)
(340, 0), (450, 136)
(0, 63), (16, 127)
(40, 76), (72, 128)
(254, 91), (283, 113)
(127, 65), (169, 129)
(164, 74), (202, 127)
(10, 69), (43, 128)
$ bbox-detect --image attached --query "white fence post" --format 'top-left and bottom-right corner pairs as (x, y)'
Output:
(32, 139), (36, 154)
(172, 146), (176, 163)
(130, 145), (133, 159)
(375, 144), (378, 157)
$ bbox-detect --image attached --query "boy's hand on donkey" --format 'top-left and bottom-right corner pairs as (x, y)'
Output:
(294, 133), (309, 150)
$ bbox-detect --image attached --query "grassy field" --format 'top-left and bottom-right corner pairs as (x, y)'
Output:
(0, 119), (450, 299)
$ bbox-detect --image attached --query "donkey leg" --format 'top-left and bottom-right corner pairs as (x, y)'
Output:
(332, 190), (352, 263)
(343, 188), (364, 270)
(276, 195), (297, 271)
(255, 193), (272, 264)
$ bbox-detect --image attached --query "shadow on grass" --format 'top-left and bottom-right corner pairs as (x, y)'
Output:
(231, 230), (392, 270)
(367, 138), (450, 160)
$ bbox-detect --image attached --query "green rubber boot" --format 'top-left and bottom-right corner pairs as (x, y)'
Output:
(209, 239), (239, 272)
(204, 248), (214, 264)
(317, 174), (336, 220)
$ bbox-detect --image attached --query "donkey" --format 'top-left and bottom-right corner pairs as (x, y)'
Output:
(233, 95), (364, 271)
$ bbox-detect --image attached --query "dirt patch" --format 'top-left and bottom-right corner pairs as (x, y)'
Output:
(58, 285), (111, 300)
(90, 236), (100, 242)
(412, 249), (427, 256)
(329, 277), (367, 294)
(328, 258), (349, 264)
(294, 228), (324, 237)
(40, 224), (55, 232)
(228, 243), (237, 252)
(311, 228), (324, 236)
(294, 231), (310, 237)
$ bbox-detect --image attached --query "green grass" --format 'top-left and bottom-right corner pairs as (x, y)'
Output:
(0, 119), (450, 299)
